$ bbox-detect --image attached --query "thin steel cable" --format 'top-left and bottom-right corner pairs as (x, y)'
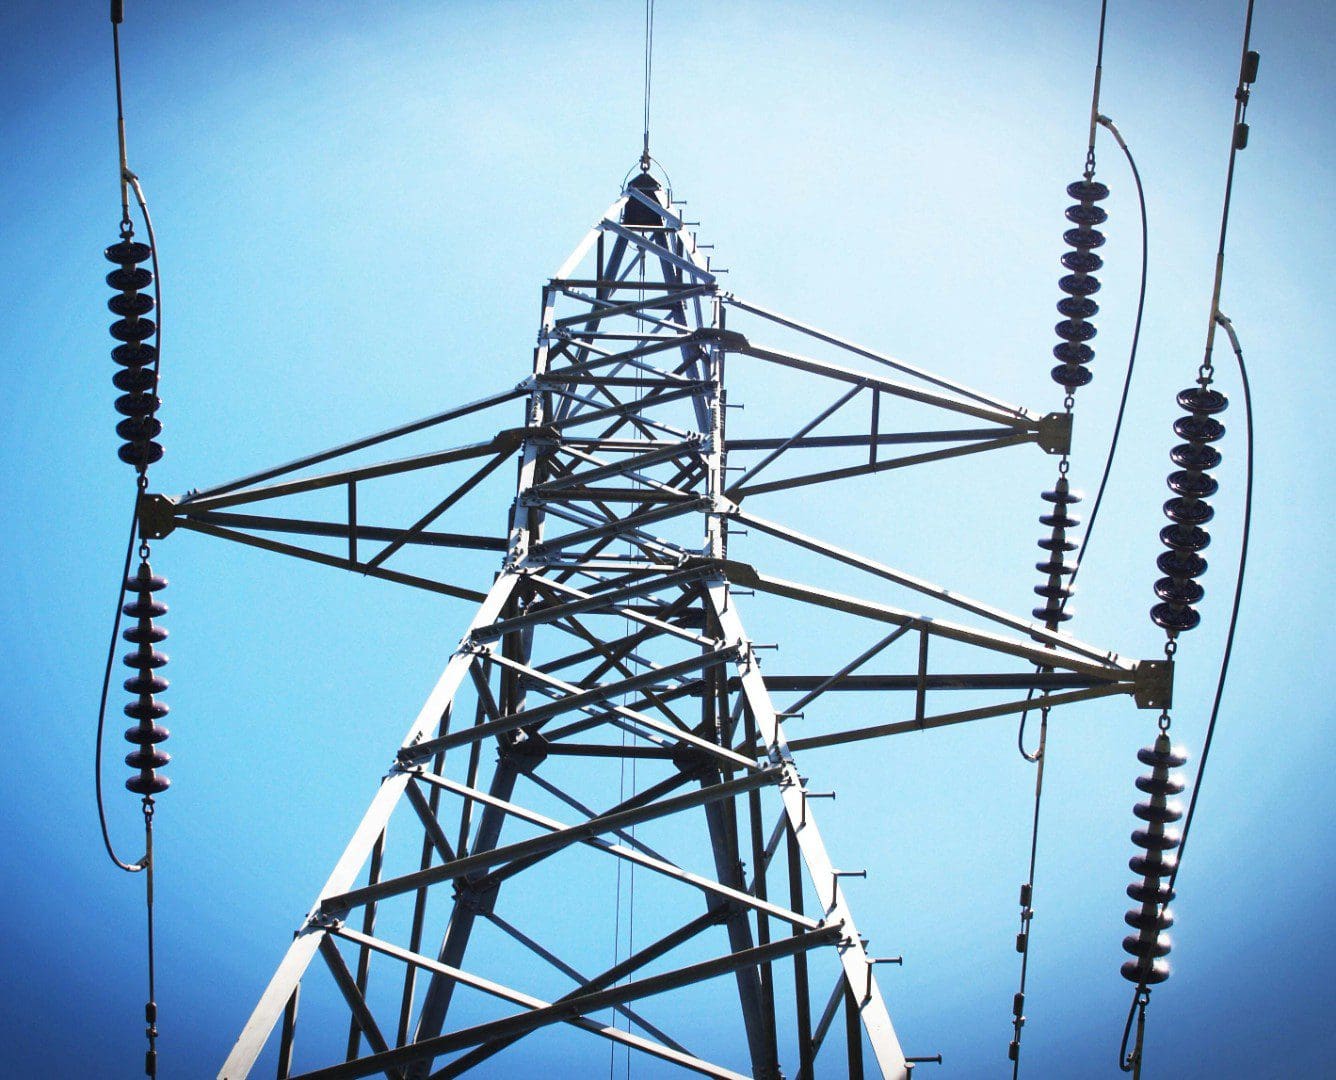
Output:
(95, 497), (147, 872)
(1084, 0), (1110, 178)
(641, 0), (656, 167)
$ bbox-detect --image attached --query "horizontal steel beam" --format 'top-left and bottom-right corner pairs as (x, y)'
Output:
(179, 511), (507, 552)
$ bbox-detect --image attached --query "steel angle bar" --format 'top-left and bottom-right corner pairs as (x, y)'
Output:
(217, 575), (520, 1080)
(725, 563), (1132, 677)
(324, 927), (749, 1080)
(706, 582), (909, 1080)
(296, 928), (841, 1080)
(553, 283), (712, 328)
(552, 279), (713, 292)
(781, 625), (915, 716)
(182, 511), (507, 554)
(525, 502), (692, 564)
(316, 936), (403, 1076)
(728, 382), (866, 492)
(726, 428), (1014, 451)
(731, 515), (1132, 669)
(624, 183), (686, 229)
(762, 671), (1118, 694)
(735, 342), (1032, 428)
(473, 564), (711, 641)
(542, 383), (702, 438)
(187, 386), (531, 504)
(533, 577), (714, 651)
(552, 200), (627, 280)
(782, 682), (1131, 753)
(403, 782), (457, 865)
(181, 432), (525, 513)
(531, 497), (709, 557)
(721, 294), (1027, 416)
(531, 439), (699, 493)
(519, 768), (682, 865)
(480, 911), (691, 1058)
(326, 769), (783, 915)
(379, 772), (818, 931)
(729, 434), (1033, 500)
(599, 219), (717, 282)
(176, 519), (488, 604)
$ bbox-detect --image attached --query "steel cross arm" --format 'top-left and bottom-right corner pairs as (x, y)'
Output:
(721, 293), (1028, 417)
(728, 382), (866, 493)
(218, 575), (520, 1080)
(178, 431), (526, 514)
(721, 560), (1134, 678)
(398, 646), (749, 766)
(321, 768), (783, 915)
(759, 671), (1124, 694)
(323, 926), (750, 1080)
(471, 564), (714, 642)
(734, 342), (1037, 428)
(186, 385), (532, 504)
(175, 518), (489, 604)
(730, 514), (1131, 669)
(295, 927), (843, 1080)
(705, 582), (909, 1079)
(728, 433), (1036, 501)
(725, 428), (1018, 451)
(179, 511), (508, 554)
(401, 770), (821, 932)
(781, 682), (1133, 752)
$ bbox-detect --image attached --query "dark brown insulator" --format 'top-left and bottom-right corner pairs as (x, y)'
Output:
(123, 723), (170, 745)
(1121, 957), (1170, 985)
(126, 773), (170, 796)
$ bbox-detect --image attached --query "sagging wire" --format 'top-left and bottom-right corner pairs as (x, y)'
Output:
(640, 0), (656, 172)
(1120, 3), (1258, 1070)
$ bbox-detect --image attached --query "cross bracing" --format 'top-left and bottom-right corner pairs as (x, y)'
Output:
(147, 170), (1168, 1078)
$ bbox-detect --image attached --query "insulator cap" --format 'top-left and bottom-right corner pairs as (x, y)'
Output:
(113, 367), (157, 394)
(1171, 442), (1223, 472)
(1173, 414), (1225, 443)
(112, 342), (157, 367)
(1159, 523), (1211, 553)
(105, 240), (152, 265)
(1130, 852), (1179, 878)
(1065, 203), (1108, 227)
(107, 266), (153, 291)
(1151, 602), (1201, 633)
(1154, 577), (1204, 605)
(1132, 826), (1182, 852)
(122, 623), (168, 645)
(1163, 496), (1214, 526)
(108, 292), (155, 318)
(122, 597), (167, 619)
(124, 723), (170, 745)
(126, 773), (170, 795)
(1032, 604), (1073, 623)
(1052, 341), (1094, 364)
(119, 442), (164, 468)
(1122, 931), (1172, 958)
(1057, 272), (1102, 296)
(1121, 958), (1170, 985)
(1125, 905), (1174, 932)
(1177, 387), (1229, 414)
(126, 566), (168, 592)
(1051, 363), (1094, 389)
(1057, 295), (1099, 319)
(124, 699), (169, 721)
(110, 316), (157, 343)
(1138, 736), (1189, 769)
(116, 415), (163, 442)
(1039, 510), (1080, 529)
(1135, 772), (1185, 797)
(1041, 483), (1082, 505)
(114, 391), (160, 418)
(1067, 180), (1110, 201)
(125, 747), (171, 771)
(1033, 583), (1074, 600)
(1036, 534), (1078, 553)
(1063, 226), (1106, 250)
(124, 672), (169, 696)
(1055, 318), (1097, 342)
(122, 648), (168, 671)
(1168, 470), (1219, 499)
(1127, 879), (1177, 905)
(1134, 798), (1184, 824)
(1157, 550), (1207, 579)
(1060, 250), (1104, 274)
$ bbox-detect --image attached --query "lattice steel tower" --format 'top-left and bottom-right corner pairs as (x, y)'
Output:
(142, 169), (1167, 1079)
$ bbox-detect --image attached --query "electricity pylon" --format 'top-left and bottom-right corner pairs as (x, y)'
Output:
(144, 169), (1168, 1079)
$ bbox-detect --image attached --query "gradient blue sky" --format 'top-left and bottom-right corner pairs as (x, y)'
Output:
(5, 2), (1334, 1077)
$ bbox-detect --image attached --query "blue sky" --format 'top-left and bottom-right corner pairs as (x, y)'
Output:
(4, 1), (1334, 1077)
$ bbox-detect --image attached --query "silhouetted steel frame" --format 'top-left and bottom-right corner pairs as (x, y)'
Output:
(183, 177), (1164, 1079)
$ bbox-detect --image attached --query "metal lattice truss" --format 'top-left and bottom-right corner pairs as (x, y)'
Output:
(150, 172), (1170, 1079)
